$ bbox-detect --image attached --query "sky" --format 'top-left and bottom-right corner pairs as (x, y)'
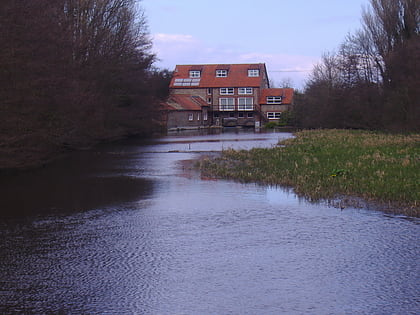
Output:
(141, 0), (371, 89)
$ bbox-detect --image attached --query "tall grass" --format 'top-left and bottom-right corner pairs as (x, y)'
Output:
(199, 129), (420, 216)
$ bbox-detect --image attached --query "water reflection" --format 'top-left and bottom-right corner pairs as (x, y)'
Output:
(0, 130), (419, 314)
(0, 151), (155, 218)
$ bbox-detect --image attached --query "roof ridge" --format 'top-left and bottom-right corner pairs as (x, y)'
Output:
(175, 63), (266, 67)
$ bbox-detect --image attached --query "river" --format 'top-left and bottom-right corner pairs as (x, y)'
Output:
(0, 130), (419, 314)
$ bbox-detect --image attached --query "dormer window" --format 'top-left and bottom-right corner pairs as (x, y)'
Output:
(267, 96), (282, 104)
(248, 69), (259, 77)
(189, 70), (201, 78)
(216, 70), (228, 77)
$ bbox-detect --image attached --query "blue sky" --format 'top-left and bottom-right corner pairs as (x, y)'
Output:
(141, 0), (370, 89)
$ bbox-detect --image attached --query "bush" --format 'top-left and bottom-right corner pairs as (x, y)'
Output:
(263, 122), (278, 129)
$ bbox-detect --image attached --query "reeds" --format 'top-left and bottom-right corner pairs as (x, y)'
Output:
(199, 129), (420, 216)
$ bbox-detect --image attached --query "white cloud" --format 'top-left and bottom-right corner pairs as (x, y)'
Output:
(151, 33), (320, 89)
(153, 33), (196, 43)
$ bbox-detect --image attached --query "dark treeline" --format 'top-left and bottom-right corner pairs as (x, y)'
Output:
(295, 0), (420, 132)
(0, 0), (170, 169)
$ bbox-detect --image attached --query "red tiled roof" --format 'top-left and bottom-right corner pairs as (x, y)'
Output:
(259, 88), (294, 105)
(164, 94), (208, 111)
(169, 64), (268, 88)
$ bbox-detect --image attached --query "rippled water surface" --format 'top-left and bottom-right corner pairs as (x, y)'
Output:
(0, 130), (419, 314)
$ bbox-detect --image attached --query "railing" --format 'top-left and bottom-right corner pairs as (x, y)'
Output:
(237, 104), (254, 111)
(219, 104), (235, 111)
(218, 105), (254, 111)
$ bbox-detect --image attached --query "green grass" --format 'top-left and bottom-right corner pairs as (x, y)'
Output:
(199, 129), (420, 217)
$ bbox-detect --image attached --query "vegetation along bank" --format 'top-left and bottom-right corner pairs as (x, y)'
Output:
(199, 129), (420, 217)
(0, 0), (171, 171)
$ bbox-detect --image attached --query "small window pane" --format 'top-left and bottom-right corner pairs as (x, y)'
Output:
(219, 98), (235, 111)
(238, 87), (253, 94)
(248, 69), (259, 77)
(220, 88), (234, 95)
(189, 71), (201, 78)
(238, 97), (253, 110)
(216, 70), (228, 77)
(267, 96), (282, 104)
(267, 112), (281, 119)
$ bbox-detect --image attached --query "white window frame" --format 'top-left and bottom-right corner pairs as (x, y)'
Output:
(219, 98), (235, 111)
(267, 112), (281, 119)
(216, 69), (228, 77)
(188, 113), (194, 121)
(266, 96), (282, 104)
(189, 70), (201, 78)
(237, 97), (253, 111)
(197, 113), (200, 121)
(238, 87), (253, 94)
(220, 87), (234, 95)
(248, 69), (259, 77)
(203, 112), (208, 121)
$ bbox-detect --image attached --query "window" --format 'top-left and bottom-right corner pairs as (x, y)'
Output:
(207, 88), (212, 95)
(247, 112), (254, 118)
(237, 97), (253, 110)
(203, 112), (208, 121)
(189, 70), (201, 78)
(188, 113), (194, 121)
(216, 69), (228, 77)
(267, 112), (281, 119)
(207, 98), (212, 104)
(197, 113), (200, 121)
(266, 96), (282, 104)
(220, 88), (234, 95)
(219, 98), (235, 111)
(238, 112), (244, 118)
(229, 112), (235, 118)
(248, 69), (259, 77)
(238, 87), (253, 94)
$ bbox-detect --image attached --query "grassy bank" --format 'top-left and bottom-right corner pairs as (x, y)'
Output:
(199, 129), (420, 217)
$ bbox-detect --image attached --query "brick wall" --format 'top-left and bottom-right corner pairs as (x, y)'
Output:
(167, 110), (210, 129)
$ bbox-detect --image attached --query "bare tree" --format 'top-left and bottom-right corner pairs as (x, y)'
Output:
(360, 0), (420, 85)
(297, 0), (419, 131)
(0, 0), (163, 169)
(279, 77), (294, 88)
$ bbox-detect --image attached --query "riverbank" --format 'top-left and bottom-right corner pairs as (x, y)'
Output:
(0, 129), (158, 173)
(199, 129), (419, 217)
